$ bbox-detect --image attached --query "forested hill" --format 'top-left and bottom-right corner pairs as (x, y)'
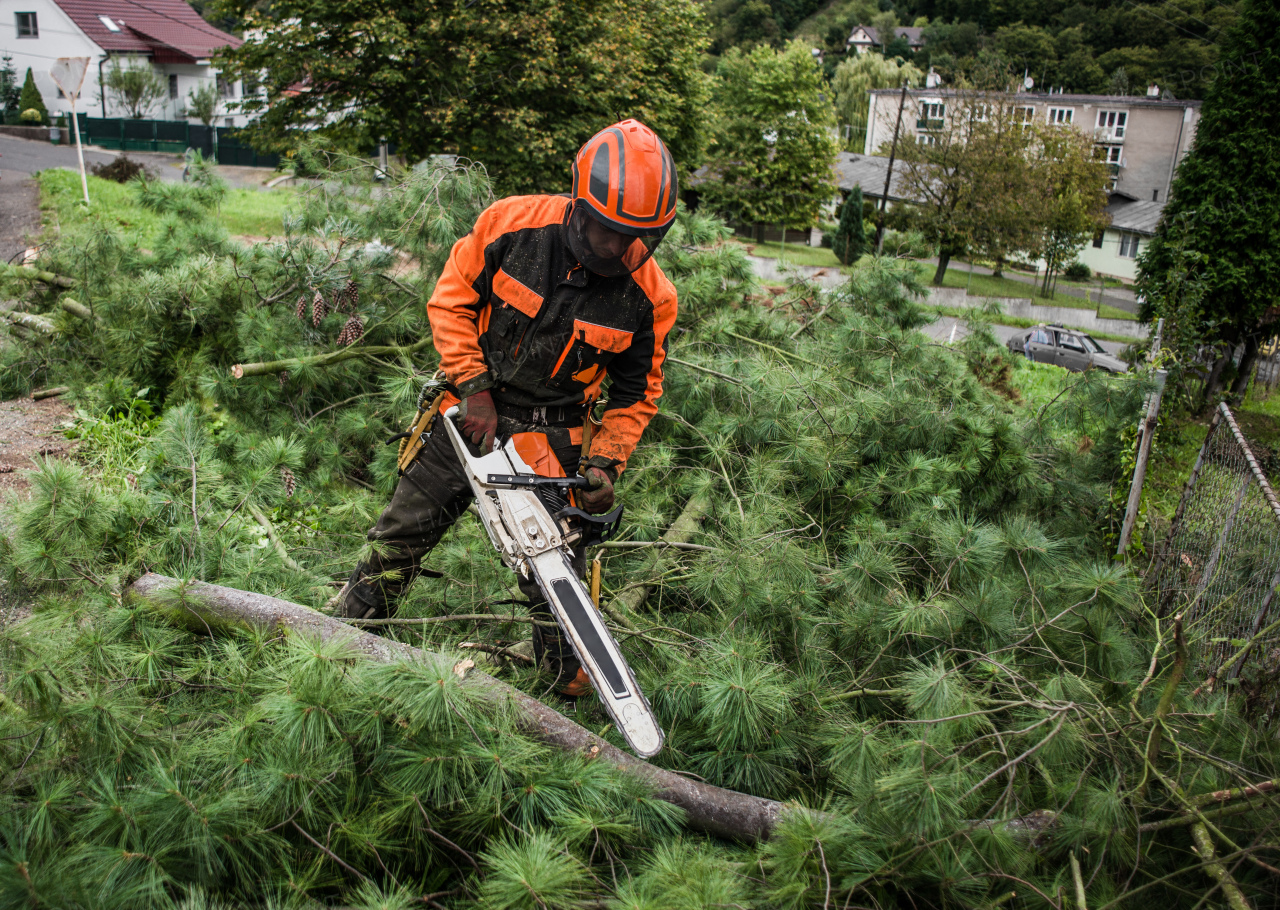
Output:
(706, 0), (1240, 98)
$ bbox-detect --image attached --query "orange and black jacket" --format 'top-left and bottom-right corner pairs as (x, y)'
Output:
(427, 195), (678, 474)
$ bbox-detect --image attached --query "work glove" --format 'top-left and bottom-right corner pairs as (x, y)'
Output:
(578, 466), (615, 514)
(459, 389), (498, 452)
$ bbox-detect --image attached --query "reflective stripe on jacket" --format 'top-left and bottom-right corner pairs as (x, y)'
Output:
(427, 194), (678, 474)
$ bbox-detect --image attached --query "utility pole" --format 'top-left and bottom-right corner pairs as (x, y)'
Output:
(874, 80), (909, 255)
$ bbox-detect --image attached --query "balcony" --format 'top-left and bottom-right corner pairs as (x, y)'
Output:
(916, 118), (944, 130)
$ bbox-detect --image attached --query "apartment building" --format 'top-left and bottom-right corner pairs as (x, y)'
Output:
(863, 87), (1201, 204)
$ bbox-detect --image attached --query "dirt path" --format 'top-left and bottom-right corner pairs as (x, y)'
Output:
(0, 395), (77, 497)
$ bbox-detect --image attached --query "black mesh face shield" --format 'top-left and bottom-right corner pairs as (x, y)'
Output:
(564, 200), (670, 278)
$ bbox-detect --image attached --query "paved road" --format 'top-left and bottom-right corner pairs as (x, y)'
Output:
(0, 134), (277, 189)
(921, 315), (1130, 355)
(0, 133), (183, 182)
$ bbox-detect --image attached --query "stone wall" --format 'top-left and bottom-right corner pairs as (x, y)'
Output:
(0, 125), (54, 142)
(925, 286), (1148, 338)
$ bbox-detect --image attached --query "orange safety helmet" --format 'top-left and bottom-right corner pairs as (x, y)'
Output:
(566, 119), (678, 277)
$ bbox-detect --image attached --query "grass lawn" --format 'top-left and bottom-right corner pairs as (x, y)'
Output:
(936, 266), (1134, 316)
(38, 169), (296, 243)
(730, 238), (846, 270)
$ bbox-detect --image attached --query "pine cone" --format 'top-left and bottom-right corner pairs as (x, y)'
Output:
(281, 467), (297, 498)
(340, 279), (359, 312)
(311, 289), (328, 327)
(278, 370), (289, 387)
(337, 314), (365, 346)
(295, 294), (307, 320)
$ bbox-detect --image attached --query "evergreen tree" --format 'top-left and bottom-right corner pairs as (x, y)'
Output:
(3, 151), (1278, 910)
(832, 187), (865, 265)
(18, 67), (48, 125)
(0, 54), (22, 119)
(1136, 0), (1280, 401)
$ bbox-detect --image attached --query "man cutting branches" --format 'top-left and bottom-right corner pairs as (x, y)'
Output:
(340, 120), (679, 698)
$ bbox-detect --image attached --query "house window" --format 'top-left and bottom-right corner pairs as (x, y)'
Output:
(916, 132), (938, 146)
(1097, 110), (1127, 139)
(168, 74), (178, 100)
(917, 100), (944, 130)
(1015, 106), (1035, 129)
(1152, 189), (1159, 202)
(1097, 145), (1122, 164)
(1119, 233), (1140, 258)
(1048, 107), (1074, 125)
(1092, 230), (1104, 249)
(98, 15), (121, 32)
(15, 12), (38, 37)
(224, 117), (235, 127)
(217, 76), (235, 98)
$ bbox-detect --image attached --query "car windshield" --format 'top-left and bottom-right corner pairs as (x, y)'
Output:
(1080, 334), (1107, 353)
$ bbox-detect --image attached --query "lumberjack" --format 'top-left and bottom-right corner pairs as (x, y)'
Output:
(340, 120), (679, 701)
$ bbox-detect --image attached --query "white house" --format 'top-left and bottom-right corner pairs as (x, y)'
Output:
(1, 0), (252, 125)
(1078, 193), (1164, 282)
(846, 26), (925, 55)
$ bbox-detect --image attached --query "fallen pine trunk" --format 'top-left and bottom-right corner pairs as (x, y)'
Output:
(124, 572), (792, 843)
(1, 264), (78, 288)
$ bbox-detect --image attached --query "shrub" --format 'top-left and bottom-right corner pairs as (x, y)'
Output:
(832, 187), (867, 265)
(1064, 260), (1093, 280)
(90, 154), (156, 184)
(20, 108), (42, 123)
(18, 66), (47, 125)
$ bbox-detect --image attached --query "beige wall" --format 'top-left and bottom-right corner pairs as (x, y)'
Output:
(1078, 228), (1144, 282)
(863, 91), (1199, 201)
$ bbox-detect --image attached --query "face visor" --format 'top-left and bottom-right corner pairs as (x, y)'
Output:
(565, 200), (670, 278)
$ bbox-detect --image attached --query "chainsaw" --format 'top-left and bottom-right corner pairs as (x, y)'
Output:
(438, 405), (665, 758)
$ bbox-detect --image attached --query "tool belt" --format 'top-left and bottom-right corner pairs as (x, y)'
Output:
(493, 400), (586, 428)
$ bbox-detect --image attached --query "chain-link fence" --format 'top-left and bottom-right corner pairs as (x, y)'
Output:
(1148, 403), (1280, 706)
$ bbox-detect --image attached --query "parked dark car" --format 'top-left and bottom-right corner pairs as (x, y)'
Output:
(1006, 325), (1129, 373)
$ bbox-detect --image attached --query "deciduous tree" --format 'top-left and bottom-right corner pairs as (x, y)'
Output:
(1031, 126), (1110, 296)
(700, 40), (838, 233)
(832, 52), (922, 151)
(104, 60), (166, 119)
(216, 0), (712, 195)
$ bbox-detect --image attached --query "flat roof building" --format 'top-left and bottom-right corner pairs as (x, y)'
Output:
(863, 88), (1200, 204)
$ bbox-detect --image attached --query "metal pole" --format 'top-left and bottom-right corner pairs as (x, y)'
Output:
(70, 96), (89, 205)
(874, 81), (909, 256)
(1116, 368), (1167, 558)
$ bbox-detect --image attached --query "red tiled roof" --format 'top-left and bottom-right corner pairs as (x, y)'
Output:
(53, 0), (242, 60)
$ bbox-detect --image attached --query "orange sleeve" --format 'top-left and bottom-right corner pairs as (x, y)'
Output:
(589, 264), (678, 475)
(427, 205), (500, 397)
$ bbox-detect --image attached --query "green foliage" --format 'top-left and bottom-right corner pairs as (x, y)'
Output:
(185, 81), (220, 126)
(0, 54), (21, 117)
(18, 67), (47, 126)
(832, 187), (866, 265)
(216, 0), (713, 195)
(831, 52), (922, 152)
(104, 60), (167, 120)
(1137, 0), (1280, 355)
(3, 152), (1278, 909)
(700, 40), (839, 230)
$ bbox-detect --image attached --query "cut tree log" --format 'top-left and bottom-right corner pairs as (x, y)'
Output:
(1, 264), (78, 288)
(0, 309), (57, 336)
(604, 488), (713, 625)
(232, 337), (433, 378)
(124, 572), (792, 843)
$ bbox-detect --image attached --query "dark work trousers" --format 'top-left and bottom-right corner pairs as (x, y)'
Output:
(340, 421), (585, 685)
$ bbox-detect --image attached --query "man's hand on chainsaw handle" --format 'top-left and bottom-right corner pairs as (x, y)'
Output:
(578, 467), (615, 514)
(460, 389), (498, 452)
